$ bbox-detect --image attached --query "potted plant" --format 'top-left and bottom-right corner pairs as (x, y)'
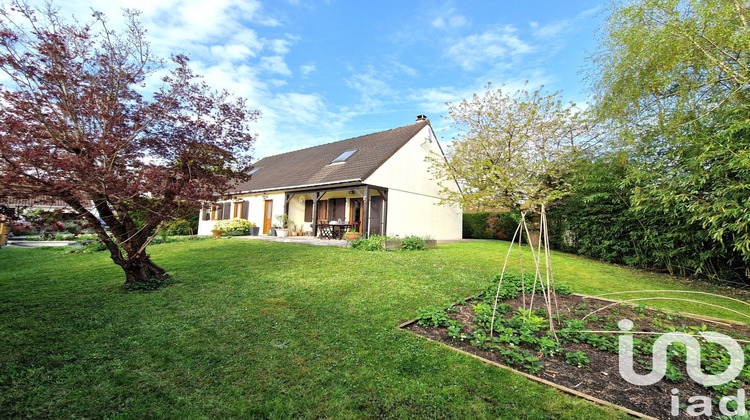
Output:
(275, 215), (289, 237)
(345, 230), (360, 241)
(345, 222), (360, 240)
(211, 229), (225, 238)
(248, 222), (260, 236)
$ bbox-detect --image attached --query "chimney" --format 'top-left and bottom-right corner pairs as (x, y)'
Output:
(415, 114), (427, 121)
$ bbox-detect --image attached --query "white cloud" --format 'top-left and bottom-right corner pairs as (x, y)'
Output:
(300, 64), (316, 76)
(430, 9), (469, 30)
(209, 44), (256, 61)
(268, 38), (292, 55)
(260, 56), (292, 76)
(445, 25), (535, 71)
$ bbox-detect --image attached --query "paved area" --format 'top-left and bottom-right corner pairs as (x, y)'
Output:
(233, 235), (350, 248)
(3, 240), (81, 248)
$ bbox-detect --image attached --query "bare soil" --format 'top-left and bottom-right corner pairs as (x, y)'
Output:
(402, 294), (750, 419)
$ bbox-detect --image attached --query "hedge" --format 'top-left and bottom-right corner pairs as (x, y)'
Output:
(463, 210), (521, 240)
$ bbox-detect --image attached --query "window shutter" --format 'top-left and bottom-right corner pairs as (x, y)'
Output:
(241, 200), (249, 219)
(333, 199), (346, 221)
(222, 202), (231, 220)
(317, 200), (328, 221)
(304, 200), (313, 222)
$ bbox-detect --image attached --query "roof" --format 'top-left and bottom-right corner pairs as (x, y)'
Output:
(232, 119), (430, 193)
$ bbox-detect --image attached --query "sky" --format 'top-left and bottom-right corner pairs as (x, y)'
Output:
(17, 0), (608, 161)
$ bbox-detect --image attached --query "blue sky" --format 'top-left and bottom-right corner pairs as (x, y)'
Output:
(23, 0), (607, 160)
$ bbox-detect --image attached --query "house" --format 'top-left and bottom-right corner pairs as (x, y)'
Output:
(197, 115), (463, 240)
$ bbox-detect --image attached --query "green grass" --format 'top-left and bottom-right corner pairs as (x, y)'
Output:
(1, 239), (748, 418)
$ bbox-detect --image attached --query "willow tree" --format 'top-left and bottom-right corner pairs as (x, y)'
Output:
(0, 2), (259, 284)
(590, 0), (750, 267)
(429, 84), (599, 212)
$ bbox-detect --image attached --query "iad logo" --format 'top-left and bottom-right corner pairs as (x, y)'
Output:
(617, 318), (746, 417)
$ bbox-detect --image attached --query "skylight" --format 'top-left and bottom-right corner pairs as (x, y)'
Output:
(332, 149), (358, 163)
(248, 167), (262, 176)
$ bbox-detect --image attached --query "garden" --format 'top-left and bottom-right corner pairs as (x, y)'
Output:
(2, 238), (749, 418)
(406, 273), (750, 419)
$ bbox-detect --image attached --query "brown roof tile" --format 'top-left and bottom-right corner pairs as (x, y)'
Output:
(233, 119), (429, 192)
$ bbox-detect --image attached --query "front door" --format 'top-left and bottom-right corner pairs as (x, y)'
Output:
(263, 200), (273, 234)
(349, 198), (363, 233)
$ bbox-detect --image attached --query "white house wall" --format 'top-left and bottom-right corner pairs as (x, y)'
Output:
(365, 125), (462, 240)
(197, 192), (285, 235)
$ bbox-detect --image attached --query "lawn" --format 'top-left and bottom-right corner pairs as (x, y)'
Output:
(1, 239), (747, 418)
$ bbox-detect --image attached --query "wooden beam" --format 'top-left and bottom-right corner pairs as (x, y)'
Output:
(312, 191), (323, 236)
(362, 185), (370, 238)
(284, 193), (292, 218)
(382, 188), (388, 235)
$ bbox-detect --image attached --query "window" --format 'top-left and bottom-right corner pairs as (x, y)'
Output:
(332, 149), (358, 163)
(248, 167), (262, 176)
(210, 204), (221, 221)
(233, 201), (244, 219)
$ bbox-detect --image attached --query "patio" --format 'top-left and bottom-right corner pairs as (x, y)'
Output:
(233, 234), (349, 248)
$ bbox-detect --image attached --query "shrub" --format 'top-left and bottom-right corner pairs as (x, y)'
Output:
(350, 235), (386, 251)
(213, 218), (256, 236)
(162, 219), (195, 236)
(401, 235), (426, 250)
(463, 210), (521, 240)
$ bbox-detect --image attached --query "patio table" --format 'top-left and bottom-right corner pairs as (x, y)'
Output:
(318, 223), (354, 240)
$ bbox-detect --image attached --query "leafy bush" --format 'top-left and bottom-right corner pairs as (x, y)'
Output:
(162, 219), (195, 236)
(548, 156), (749, 284)
(350, 235), (386, 251)
(401, 235), (426, 250)
(463, 210), (521, 240)
(213, 218), (256, 236)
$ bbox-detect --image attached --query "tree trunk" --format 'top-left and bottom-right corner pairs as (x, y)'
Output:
(119, 254), (169, 284)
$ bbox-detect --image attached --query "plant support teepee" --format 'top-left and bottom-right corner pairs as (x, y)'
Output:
(490, 204), (561, 341)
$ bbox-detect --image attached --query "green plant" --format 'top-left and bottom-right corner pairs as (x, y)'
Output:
(664, 361), (685, 383)
(350, 235), (388, 251)
(401, 235), (426, 251)
(477, 273), (529, 302)
(537, 337), (563, 357)
(213, 218), (255, 236)
(415, 306), (450, 328)
(275, 214), (290, 229)
(463, 210), (521, 240)
(564, 351), (590, 368)
(514, 307), (547, 331)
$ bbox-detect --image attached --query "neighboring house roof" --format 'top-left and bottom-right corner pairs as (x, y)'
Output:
(232, 119), (431, 193)
(0, 195), (70, 208)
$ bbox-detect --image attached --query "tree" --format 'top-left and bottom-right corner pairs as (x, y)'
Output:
(590, 0), (750, 269)
(0, 2), (259, 284)
(429, 84), (598, 211)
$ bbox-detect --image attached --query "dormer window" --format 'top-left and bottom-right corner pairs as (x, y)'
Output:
(332, 149), (358, 163)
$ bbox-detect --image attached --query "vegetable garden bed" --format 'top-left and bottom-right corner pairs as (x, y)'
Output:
(402, 276), (750, 420)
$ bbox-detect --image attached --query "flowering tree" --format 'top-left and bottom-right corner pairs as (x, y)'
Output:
(0, 2), (259, 284)
(429, 84), (599, 212)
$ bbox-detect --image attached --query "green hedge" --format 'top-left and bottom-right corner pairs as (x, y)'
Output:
(463, 210), (521, 240)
